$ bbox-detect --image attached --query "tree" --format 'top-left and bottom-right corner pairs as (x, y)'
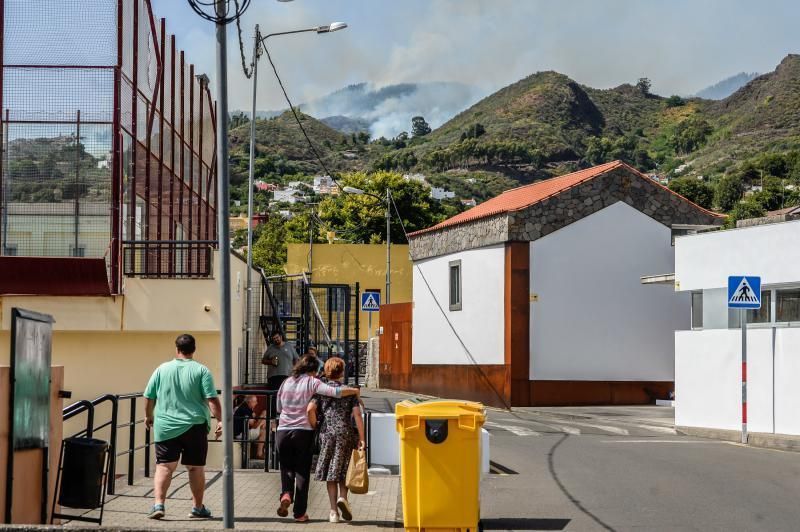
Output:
(671, 117), (713, 154)
(665, 95), (685, 108)
(669, 177), (714, 209)
(636, 77), (651, 95)
(411, 116), (431, 138)
(316, 171), (452, 244)
(726, 199), (765, 228)
(250, 215), (287, 276)
(230, 111), (250, 129)
(715, 175), (745, 211)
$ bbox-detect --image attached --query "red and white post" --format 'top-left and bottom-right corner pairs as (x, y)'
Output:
(741, 308), (748, 444)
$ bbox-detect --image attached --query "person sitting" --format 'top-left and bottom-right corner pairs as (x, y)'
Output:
(233, 395), (266, 460)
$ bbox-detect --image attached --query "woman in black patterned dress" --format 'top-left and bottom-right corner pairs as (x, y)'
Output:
(309, 357), (365, 523)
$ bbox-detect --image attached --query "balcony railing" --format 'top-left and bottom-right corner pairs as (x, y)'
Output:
(122, 240), (214, 278)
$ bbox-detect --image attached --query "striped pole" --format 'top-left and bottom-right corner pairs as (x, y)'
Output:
(741, 309), (748, 444)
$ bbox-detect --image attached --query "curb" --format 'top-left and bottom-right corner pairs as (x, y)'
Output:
(676, 426), (800, 452)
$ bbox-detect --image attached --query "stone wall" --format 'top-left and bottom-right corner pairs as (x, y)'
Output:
(409, 166), (724, 261)
(408, 213), (508, 260)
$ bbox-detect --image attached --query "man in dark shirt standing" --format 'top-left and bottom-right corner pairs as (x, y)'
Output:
(261, 330), (299, 389)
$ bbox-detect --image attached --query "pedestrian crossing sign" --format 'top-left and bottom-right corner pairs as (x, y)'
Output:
(361, 291), (381, 312)
(728, 276), (761, 309)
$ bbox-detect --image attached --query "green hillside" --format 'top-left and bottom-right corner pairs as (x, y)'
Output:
(230, 55), (800, 223)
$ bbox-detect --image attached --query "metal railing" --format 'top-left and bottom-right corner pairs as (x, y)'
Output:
(122, 240), (215, 278)
(62, 389), (280, 495)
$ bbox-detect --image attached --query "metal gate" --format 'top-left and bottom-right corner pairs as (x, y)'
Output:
(241, 273), (361, 385)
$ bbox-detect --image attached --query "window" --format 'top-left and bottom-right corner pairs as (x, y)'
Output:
(449, 260), (462, 311)
(70, 245), (86, 258)
(728, 289), (771, 327)
(777, 288), (800, 324)
(3, 244), (18, 256)
(691, 292), (703, 329)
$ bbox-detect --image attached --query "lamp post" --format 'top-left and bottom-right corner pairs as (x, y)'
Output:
(343, 186), (392, 304)
(244, 21), (348, 381)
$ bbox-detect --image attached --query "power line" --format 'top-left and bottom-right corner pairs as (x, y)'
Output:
(186, 0), (251, 25)
(260, 40), (343, 189)
(235, 5), (254, 79)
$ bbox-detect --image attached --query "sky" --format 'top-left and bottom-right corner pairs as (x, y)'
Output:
(153, 0), (800, 113)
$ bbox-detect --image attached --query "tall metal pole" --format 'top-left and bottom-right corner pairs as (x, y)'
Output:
(309, 204), (314, 274)
(385, 188), (391, 304)
(741, 308), (748, 444)
(245, 25), (260, 385)
(214, 0), (234, 527)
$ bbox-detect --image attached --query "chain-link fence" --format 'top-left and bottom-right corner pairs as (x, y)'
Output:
(1, 0), (217, 291)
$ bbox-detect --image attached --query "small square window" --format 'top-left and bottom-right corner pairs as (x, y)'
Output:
(71, 245), (86, 258)
(3, 244), (18, 256)
(449, 260), (462, 311)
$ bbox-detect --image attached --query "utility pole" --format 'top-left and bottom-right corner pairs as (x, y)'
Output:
(245, 24), (260, 384)
(385, 187), (391, 304)
(309, 204), (314, 275)
(214, 0), (234, 527)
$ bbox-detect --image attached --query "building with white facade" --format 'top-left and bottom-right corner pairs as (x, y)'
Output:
(273, 188), (301, 204)
(674, 219), (800, 435)
(405, 161), (723, 406)
(430, 187), (456, 200)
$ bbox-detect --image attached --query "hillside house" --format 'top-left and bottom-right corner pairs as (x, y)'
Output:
(399, 161), (724, 407)
(430, 187), (456, 200)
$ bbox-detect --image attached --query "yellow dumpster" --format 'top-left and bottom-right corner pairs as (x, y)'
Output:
(396, 399), (486, 532)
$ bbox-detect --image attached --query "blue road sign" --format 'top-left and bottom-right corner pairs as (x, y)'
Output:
(728, 276), (761, 309)
(361, 291), (381, 312)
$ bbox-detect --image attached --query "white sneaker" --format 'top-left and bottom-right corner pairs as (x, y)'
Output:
(329, 510), (340, 523)
(337, 497), (353, 521)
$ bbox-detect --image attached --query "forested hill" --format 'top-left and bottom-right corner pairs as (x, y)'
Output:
(230, 55), (800, 222)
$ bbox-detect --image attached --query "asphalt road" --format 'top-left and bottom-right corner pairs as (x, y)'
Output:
(363, 390), (800, 532)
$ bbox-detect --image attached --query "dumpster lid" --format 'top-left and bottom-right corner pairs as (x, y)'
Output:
(395, 399), (486, 419)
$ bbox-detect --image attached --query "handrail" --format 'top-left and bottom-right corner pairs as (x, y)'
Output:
(302, 272), (333, 349)
(260, 268), (287, 338)
(62, 389), (284, 493)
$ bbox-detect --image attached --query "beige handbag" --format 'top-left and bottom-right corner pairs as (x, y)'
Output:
(345, 449), (369, 494)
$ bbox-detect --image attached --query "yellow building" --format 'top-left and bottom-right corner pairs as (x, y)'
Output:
(285, 243), (412, 339)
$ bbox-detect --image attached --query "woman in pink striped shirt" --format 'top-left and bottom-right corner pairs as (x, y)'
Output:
(275, 355), (360, 522)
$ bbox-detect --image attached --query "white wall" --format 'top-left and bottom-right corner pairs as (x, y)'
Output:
(676, 328), (800, 435)
(675, 219), (800, 291)
(530, 201), (688, 381)
(412, 244), (505, 365)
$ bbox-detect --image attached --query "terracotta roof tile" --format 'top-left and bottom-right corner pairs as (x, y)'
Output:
(410, 160), (722, 237)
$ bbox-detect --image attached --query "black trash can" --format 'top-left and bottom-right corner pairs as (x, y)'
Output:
(58, 437), (108, 509)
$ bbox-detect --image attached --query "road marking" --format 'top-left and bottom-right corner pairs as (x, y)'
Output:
(557, 420), (630, 436)
(629, 424), (677, 434)
(484, 421), (541, 436)
(601, 440), (729, 444)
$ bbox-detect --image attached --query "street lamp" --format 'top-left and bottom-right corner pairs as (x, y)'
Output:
(244, 21), (348, 382)
(343, 186), (392, 305)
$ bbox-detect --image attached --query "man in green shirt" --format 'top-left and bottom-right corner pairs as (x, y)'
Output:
(144, 334), (222, 520)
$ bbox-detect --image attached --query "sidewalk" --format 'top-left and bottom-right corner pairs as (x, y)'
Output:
(59, 469), (400, 530)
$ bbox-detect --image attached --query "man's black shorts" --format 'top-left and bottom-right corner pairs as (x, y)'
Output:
(155, 423), (209, 466)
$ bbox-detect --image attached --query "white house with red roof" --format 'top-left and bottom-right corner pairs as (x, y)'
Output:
(396, 161), (724, 407)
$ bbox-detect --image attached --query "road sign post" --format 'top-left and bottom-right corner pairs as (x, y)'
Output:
(728, 275), (761, 445)
(361, 291), (381, 337)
